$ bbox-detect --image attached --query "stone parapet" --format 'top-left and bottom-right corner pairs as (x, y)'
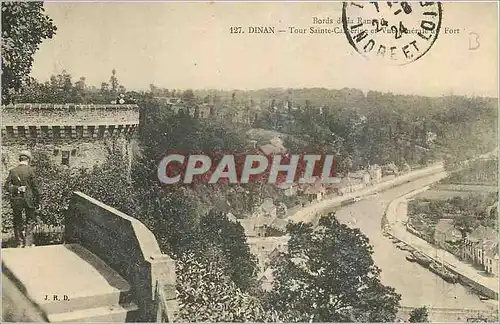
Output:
(65, 192), (178, 322)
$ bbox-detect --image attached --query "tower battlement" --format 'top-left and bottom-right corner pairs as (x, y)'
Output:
(1, 103), (140, 176)
(1, 103), (139, 130)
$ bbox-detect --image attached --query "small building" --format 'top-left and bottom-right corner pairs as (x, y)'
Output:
(382, 163), (399, 177)
(259, 137), (287, 156)
(254, 198), (277, 219)
(303, 182), (327, 202)
(349, 170), (370, 185)
(239, 198), (288, 237)
(276, 181), (297, 197)
(248, 236), (289, 271)
(328, 177), (363, 195)
(170, 103), (189, 115)
(484, 242), (499, 277)
(368, 164), (382, 183)
(197, 103), (212, 119)
(463, 226), (498, 267)
(433, 219), (462, 248)
(226, 212), (237, 223)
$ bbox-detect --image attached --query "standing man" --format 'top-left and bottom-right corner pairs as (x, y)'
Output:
(4, 150), (40, 247)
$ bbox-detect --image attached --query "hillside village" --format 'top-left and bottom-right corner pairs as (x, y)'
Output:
(406, 158), (499, 281)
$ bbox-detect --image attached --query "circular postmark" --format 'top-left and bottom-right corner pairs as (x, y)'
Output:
(342, 2), (442, 65)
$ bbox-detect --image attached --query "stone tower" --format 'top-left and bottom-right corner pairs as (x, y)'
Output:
(1, 103), (140, 179)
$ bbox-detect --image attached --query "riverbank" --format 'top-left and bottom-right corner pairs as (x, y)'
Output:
(384, 191), (499, 301)
(285, 169), (497, 321)
(289, 162), (445, 224)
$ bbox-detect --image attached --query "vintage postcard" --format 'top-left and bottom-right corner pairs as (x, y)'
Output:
(1, 1), (499, 323)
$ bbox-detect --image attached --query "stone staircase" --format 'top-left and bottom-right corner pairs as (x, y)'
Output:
(2, 244), (139, 322)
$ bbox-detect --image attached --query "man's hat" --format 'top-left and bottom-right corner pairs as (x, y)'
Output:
(19, 150), (33, 160)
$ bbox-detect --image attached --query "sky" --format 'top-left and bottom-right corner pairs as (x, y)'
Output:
(30, 1), (499, 97)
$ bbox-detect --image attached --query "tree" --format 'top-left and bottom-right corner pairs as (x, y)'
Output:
(197, 210), (258, 292)
(182, 89), (196, 108)
(28, 146), (140, 228)
(266, 213), (401, 322)
(109, 68), (119, 95)
(176, 251), (268, 322)
(100, 82), (109, 94)
(31, 152), (78, 226)
(409, 306), (429, 322)
(74, 77), (86, 103)
(453, 214), (478, 242)
(1, 1), (57, 103)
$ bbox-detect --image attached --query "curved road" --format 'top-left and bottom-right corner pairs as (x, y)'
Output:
(292, 172), (496, 312)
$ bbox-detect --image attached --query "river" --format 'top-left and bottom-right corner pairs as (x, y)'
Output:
(315, 173), (496, 314)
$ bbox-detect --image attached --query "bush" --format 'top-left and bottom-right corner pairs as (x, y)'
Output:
(176, 251), (268, 322)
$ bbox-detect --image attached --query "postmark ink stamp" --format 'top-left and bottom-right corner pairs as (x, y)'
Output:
(342, 2), (442, 65)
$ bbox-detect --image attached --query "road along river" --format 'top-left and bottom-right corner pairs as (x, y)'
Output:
(291, 172), (497, 315)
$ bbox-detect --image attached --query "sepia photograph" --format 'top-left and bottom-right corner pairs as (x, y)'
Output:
(1, 1), (499, 323)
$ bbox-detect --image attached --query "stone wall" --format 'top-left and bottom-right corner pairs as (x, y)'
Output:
(1, 137), (134, 182)
(65, 192), (178, 322)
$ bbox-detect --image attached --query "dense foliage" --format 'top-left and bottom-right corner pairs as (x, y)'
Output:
(266, 213), (401, 322)
(188, 88), (497, 171)
(176, 251), (267, 322)
(1, 1), (57, 103)
(14, 69), (139, 104)
(409, 306), (429, 322)
(408, 193), (498, 242)
(441, 159), (498, 185)
(197, 210), (259, 292)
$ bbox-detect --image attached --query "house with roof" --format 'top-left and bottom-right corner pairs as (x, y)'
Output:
(247, 236), (289, 271)
(238, 198), (288, 237)
(276, 181), (297, 196)
(259, 136), (287, 156)
(254, 198), (277, 219)
(197, 103), (212, 119)
(226, 212), (237, 223)
(382, 163), (399, 176)
(332, 177), (364, 195)
(484, 242), (499, 277)
(349, 170), (370, 185)
(368, 164), (382, 183)
(463, 226), (498, 268)
(302, 180), (327, 202)
(433, 219), (462, 248)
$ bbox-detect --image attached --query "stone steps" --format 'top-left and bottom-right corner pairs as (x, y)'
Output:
(48, 302), (138, 322)
(2, 244), (139, 322)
